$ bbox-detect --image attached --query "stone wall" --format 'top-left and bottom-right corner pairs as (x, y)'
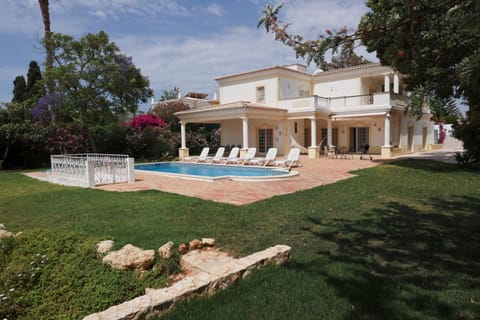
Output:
(83, 245), (291, 320)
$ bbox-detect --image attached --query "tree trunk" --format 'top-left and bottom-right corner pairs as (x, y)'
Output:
(38, 0), (54, 92)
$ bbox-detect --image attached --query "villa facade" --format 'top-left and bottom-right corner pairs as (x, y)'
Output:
(170, 63), (434, 159)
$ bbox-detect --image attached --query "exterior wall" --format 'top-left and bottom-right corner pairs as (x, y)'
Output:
(220, 119), (287, 156)
(399, 116), (433, 153)
(221, 120), (242, 147)
(278, 77), (311, 99)
(314, 78), (360, 97)
(287, 120), (305, 149)
(361, 78), (383, 95)
(219, 77), (278, 105)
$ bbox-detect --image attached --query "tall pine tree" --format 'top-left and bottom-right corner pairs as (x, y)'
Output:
(25, 61), (43, 100)
(12, 75), (26, 102)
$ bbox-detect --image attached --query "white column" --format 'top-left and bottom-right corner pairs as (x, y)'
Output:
(384, 75), (390, 93)
(85, 160), (95, 188)
(393, 72), (399, 94)
(310, 118), (317, 147)
(327, 119), (333, 147)
(383, 113), (391, 147)
(127, 158), (135, 183)
(241, 117), (249, 148)
(180, 121), (187, 149)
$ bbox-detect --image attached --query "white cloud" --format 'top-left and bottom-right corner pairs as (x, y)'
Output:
(282, 0), (368, 38)
(115, 26), (304, 99)
(206, 4), (223, 17)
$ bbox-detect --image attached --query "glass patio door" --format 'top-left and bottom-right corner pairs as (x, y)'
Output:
(349, 127), (369, 152)
(258, 128), (273, 153)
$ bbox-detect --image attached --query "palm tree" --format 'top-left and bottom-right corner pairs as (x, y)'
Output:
(257, 2), (284, 32)
(38, 0), (53, 92)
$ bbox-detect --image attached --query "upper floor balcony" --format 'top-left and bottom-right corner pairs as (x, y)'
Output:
(278, 92), (408, 114)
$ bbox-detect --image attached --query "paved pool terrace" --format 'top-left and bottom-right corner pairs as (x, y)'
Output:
(95, 156), (380, 205)
(26, 150), (458, 206)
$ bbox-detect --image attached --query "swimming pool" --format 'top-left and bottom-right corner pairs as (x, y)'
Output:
(135, 162), (297, 181)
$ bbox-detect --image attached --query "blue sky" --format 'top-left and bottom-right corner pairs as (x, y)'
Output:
(0, 0), (372, 109)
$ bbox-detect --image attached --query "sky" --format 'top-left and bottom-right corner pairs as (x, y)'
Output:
(0, 0), (373, 110)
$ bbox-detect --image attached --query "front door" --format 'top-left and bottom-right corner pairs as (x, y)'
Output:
(349, 127), (369, 152)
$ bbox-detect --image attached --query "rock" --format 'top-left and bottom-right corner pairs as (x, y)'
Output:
(96, 240), (114, 254)
(0, 229), (14, 238)
(178, 243), (188, 254)
(158, 241), (174, 259)
(103, 244), (155, 270)
(202, 238), (216, 247)
(189, 239), (201, 250)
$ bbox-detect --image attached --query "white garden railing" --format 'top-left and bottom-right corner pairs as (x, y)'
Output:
(49, 154), (135, 187)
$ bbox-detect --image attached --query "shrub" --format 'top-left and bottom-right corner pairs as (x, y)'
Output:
(0, 230), (169, 319)
(90, 124), (130, 154)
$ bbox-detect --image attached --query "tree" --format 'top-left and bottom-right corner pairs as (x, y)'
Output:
(38, 0), (53, 92)
(323, 46), (371, 71)
(160, 87), (180, 101)
(259, 1), (480, 162)
(12, 76), (26, 103)
(25, 61), (43, 100)
(41, 31), (153, 126)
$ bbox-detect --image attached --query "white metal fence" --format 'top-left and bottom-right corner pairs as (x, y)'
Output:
(49, 154), (135, 187)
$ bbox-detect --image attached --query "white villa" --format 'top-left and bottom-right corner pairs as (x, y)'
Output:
(167, 63), (434, 159)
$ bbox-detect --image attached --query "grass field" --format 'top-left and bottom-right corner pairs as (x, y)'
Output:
(1, 159), (479, 319)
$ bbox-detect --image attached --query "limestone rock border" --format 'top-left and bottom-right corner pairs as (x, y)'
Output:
(83, 245), (291, 320)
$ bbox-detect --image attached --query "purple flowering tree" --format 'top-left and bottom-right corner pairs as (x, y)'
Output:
(31, 92), (62, 124)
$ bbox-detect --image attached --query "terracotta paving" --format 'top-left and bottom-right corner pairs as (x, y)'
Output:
(94, 155), (381, 205)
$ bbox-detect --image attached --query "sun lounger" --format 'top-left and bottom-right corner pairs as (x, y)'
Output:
(220, 147), (240, 164)
(229, 147), (256, 165)
(209, 147), (225, 163)
(185, 147), (209, 162)
(274, 148), (301, 169)
(248, 147), (277, 166)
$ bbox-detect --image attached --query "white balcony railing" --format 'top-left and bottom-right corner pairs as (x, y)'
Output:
(49, 153), (135, 187)
(279, 92), (408, 113)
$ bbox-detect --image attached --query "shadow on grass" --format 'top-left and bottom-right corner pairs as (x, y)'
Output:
(385, 158), (477, 174)
(292, 194), (480, 319)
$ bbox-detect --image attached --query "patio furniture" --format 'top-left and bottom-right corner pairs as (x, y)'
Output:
(248, 147), (278, 166)
(274, 148), (301, 169)
(185, 147), (210, 162)
(230, 148), (256, 165)
(359, 143), (373, 160)
(221, 147), (240, 164)
(208, 147), (225, 163)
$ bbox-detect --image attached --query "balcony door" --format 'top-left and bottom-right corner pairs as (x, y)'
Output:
(349, 127), (369, 152)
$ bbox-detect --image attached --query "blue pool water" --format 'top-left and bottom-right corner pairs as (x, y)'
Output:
(135, 162), (290, 178)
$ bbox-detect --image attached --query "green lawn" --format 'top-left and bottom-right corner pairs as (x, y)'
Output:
(1, 160), (479, 319)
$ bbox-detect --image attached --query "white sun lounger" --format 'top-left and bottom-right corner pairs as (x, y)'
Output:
(248, 147), (278, 166)
(185, 147), (209, 162)
(274, 148), (301, 169)
(229, 147), (256, 165)
(209, 147), (225, 163)
(220, 147), (240, 164)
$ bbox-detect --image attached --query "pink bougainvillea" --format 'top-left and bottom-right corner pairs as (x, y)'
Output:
(128, 114), (165, 130)
(438, 122), (447, 144)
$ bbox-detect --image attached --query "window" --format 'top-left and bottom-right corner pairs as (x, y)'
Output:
(299, 87), (310, 97)
(258, 128), (273, 153)
(256, 86), (265, 102)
